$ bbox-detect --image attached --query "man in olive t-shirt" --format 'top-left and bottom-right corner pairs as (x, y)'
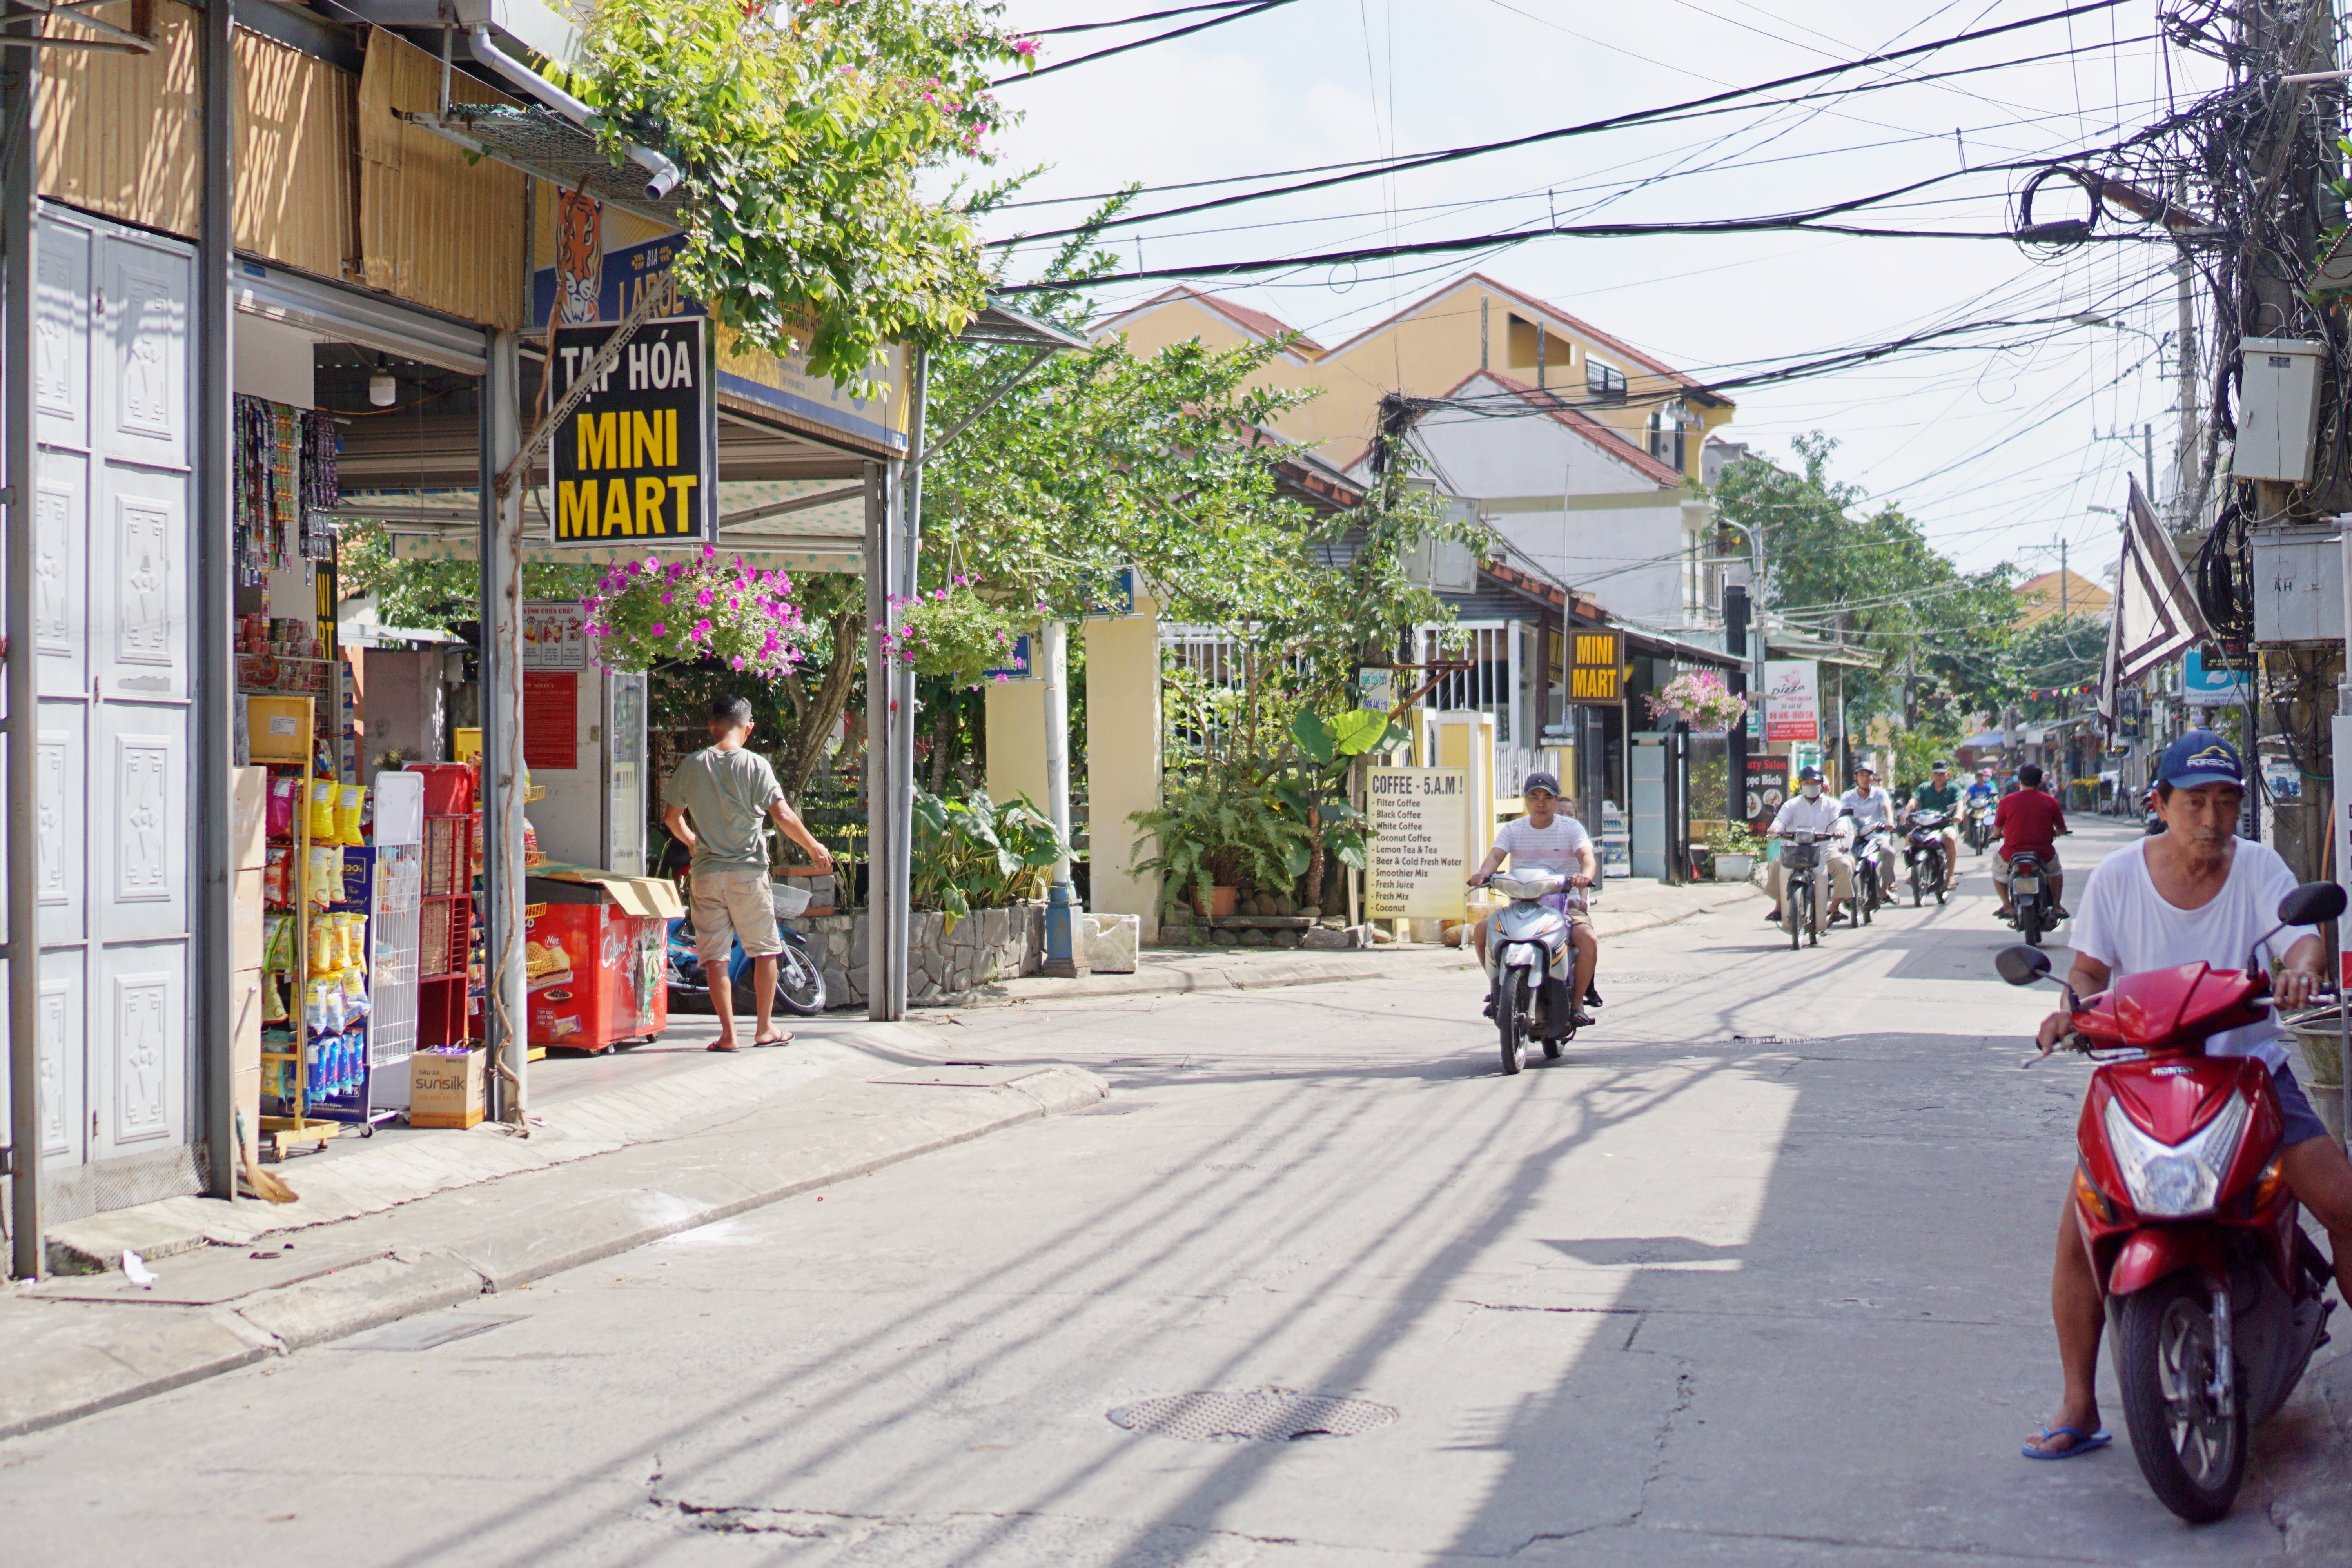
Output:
(1903, 760), (1964, 893)
(662, 695), (833, 1051)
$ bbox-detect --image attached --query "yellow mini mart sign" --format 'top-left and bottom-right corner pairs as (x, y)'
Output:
(550, 317), (715, 544)
(1566, 630), (1625, 702)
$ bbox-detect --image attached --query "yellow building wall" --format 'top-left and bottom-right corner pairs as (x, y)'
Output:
(1098, 277), (1735, 485)
(985, 678), (1050, 813)
(1083, 598), (1164, 942)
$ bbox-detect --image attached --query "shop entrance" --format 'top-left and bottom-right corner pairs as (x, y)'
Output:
(8, 204), (203, 1220)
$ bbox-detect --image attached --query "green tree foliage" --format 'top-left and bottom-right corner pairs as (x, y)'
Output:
(566, 0), (1028, 381)
(1715, 432), (2016, 757)
(2005, 612), (2106, 719)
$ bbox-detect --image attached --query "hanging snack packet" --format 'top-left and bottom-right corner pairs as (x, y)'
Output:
(307, 914), (336, 974)
(263, 846), (290, 906)
(308, 778), (339, 841)
(307, 846), (339, 907)
(268, 776), (299, 838)
(345, 913), (369, 973)
(336, 785), (368, 846)
(341, 971), (370, 1022)
(261, 973), (288, 1024)
(302, 977), (333, 1034)
(263, 914), (294, 974)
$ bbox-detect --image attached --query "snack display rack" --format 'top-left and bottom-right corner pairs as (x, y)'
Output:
(412, 762), (483, 1049)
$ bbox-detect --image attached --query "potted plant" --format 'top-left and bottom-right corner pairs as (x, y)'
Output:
(580, 547), (806, 676)
(1704, 820), (1763, 881)
(1129, 774), (1313, 920)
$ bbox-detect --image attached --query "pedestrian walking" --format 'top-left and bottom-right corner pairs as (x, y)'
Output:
(662, 695), (834, 1051)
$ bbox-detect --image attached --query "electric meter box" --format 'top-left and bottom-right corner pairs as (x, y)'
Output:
(2237, 337), (2325, 482)
(2248, 521), (2345, 645)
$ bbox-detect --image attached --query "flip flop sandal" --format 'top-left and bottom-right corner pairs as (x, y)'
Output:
(706, 1041), (739, 1053)
(753, 1033), (794, 1047)
(2021, 1425), (2110, 1460)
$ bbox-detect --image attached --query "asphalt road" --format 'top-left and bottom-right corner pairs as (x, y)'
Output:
(7, 814), (2348, 1565)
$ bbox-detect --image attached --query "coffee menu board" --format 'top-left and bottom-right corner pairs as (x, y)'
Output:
(1365, 768), (1471, 921)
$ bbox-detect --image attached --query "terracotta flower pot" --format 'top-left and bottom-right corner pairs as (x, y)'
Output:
(1195, 885), (1238, 919)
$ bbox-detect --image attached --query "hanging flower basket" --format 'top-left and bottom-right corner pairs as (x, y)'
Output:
(1645, 669), (1749, 733)
(879, 579), (1029, 687)
(581, 546), (806, 678)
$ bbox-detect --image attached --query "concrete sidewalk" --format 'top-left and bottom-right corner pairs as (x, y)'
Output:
(0, 1024), (1106, 1441)
(977, 874), (1762, 1005)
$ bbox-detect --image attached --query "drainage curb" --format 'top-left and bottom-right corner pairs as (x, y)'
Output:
(0, 1064), (1106, 1441)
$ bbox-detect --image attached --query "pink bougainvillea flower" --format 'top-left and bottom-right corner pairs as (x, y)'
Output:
(651, 621), (667, 636)
(696, 588), (714, 608)
(659, 591), (674, 605)
(730, 655), (746, 671)
(691, 618), (712, 641)
(702, 544), (718, 561)
(1011, 36), (1037, 55)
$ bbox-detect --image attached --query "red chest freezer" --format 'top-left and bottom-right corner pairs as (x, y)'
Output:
(523, 869), (683, 1052)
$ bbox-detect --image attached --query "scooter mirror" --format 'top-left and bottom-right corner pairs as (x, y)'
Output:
(2278, 881), (2348, 928)
(1995, 945), (2051, 987)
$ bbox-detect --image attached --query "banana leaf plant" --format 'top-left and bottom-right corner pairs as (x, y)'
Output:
(911, 787), (1075, 932)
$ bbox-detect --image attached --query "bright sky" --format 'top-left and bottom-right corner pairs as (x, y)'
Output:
(976, 0), (2220, 585)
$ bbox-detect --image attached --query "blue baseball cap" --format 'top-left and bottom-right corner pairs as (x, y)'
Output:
(2159, 729), (2244, 789)
(1521, 771), (1561, 796)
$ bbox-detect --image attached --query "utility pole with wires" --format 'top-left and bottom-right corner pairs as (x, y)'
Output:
(2095, 424), (2155, 502)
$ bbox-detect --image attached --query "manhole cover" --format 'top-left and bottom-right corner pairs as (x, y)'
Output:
(1108, 1388), (1397, 1443)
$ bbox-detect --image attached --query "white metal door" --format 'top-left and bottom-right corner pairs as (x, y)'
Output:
(4, 207), (196, 1198)
(605, 671), (646, 876)
(1630, 733), (1669, 880)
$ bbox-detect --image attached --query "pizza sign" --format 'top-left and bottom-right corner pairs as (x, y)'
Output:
(548, 317), (715, 546)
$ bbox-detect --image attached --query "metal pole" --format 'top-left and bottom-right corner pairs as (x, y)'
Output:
(862, 460), (902, 1018)
(1038, 620), (1081, 977)
(889, 353), (926, 1018)
(477, 329), (526, 1120)
(197, 0), (236, 1197)
(3, 0), (39, 1278)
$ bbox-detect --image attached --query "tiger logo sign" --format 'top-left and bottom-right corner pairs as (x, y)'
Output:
(555, 190), (603, 327)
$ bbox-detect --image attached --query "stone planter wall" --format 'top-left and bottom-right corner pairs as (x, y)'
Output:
(795, 902), (1044, 1008)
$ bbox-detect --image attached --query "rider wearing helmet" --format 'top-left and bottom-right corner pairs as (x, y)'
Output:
(1764, 765), (1855, 928)
(1469, 772), (1600, 1027)
(1904, 760), (1964, 892)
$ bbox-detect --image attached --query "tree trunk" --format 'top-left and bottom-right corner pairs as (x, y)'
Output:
(777, 606), (866, 799)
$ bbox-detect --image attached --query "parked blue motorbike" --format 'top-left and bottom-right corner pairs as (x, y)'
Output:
(664, 917), (827, 1018)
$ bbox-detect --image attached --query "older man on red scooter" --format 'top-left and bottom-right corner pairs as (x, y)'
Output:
(2021, 731), (2352, 1459)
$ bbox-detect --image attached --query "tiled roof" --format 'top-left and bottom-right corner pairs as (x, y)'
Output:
(1442, 370), (1691, 489)
(1093, 285), (1324, 354)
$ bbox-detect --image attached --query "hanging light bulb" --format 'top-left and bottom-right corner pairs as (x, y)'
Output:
(367, 355), (397, 408)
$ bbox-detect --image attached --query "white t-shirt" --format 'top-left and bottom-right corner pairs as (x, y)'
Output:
(1491, 814), (1594, 878)
(1770, 791), (1846, 841)
(2070, 838), (2313, 1070)
(1840, 786), (1894, 833)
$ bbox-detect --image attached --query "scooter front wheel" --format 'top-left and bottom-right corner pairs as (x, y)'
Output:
(1497, 973), (1529, 1075)
(2116, 1272), (2247, 1523)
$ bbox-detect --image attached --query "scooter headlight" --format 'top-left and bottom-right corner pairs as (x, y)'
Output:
(2101, 1092), (2250, 1219)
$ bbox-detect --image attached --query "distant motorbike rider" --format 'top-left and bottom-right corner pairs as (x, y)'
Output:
(1764, 765), (1855, 927)
(1840, 762), (1898, 907)
(1964, 768), (1998, 830)
(1904, 760), (1964, 892)
(1469, 772), (1599, 1028)
(1993, 762), (2069, 922)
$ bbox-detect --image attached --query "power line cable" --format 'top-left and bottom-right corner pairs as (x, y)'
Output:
(1026, 2), (1259, 36)
(996, 0), (1298, 85)
(987, 2), (2139, 246)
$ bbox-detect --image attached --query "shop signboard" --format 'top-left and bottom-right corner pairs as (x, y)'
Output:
(1744, 755), (1788, 832)
(2183, 648), (2252, 706)
(548, 316), (716, 546)
(533, 233), (909, 457)
(1365, 768), (1470, 920)
(982, 633), (1034, 682)
(1762, 659), (1820, 742)
(1357, 666), (1395, 714)
(1566, 630), (1624, 703)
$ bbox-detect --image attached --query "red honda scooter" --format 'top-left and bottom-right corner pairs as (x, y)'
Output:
(1996, 879), (2345, 1523)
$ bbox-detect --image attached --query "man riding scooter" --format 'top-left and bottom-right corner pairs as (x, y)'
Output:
(1963, 768), (1999, 853)
(2020, 730), (2352, 1460)
(1469, 772), (1599, 1029)
(1993, 762), (2069, 924)
(1763, 765), (1855, 929)
(1904, 760), (1964, 893)
(1839, 762), (1898, 917)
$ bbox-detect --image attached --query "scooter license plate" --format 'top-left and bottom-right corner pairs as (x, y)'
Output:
(2012, 876), (2040, 894)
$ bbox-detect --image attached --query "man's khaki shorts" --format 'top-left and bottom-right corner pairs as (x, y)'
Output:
(692, 864), (782, 962)
(1991, 851), (2060, 887)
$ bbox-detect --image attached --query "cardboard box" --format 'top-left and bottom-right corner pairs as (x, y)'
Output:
(232, 766), (270, 871)
(245, 695), (315, 763)
(232, 867), (266, 972)
(410, 1047), (486, 1129)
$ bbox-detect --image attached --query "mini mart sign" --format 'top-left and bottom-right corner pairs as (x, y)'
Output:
(549, 317), (716, 546)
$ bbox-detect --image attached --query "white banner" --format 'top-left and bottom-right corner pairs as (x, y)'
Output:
(1762, 660), (1820, 743)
